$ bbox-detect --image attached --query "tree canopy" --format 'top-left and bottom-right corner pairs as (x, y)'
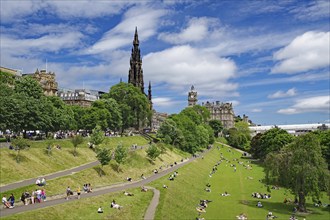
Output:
(108, 82), (151, 131)
(265, 133), (329, 212)
(157, 105), (213, 153)
(250, 128), (294, 160)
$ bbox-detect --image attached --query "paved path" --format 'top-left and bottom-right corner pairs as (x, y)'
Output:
(0, 151), (206, 217)
(0, 161), (100, 192)
(144, 187), (160, 220)
(0, 145), (149, 192)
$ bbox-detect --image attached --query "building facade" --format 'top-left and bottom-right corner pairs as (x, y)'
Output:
(202, 101), (235, 129)
(23, 69), (58, 96)
(58, 89), (104, 107)
(187, 85), (235, 129)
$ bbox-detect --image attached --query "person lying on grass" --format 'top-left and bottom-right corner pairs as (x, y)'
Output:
(221, 192), (230, 196)
(123, 191), (134, 196)
(110, 199), (123, 210)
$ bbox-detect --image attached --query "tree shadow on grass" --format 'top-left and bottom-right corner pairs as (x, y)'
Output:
(110, 163), (123, 173)
(93, 167), (106, 177)
(68, 150), (79, 157)
(147, 158), (155, 165)
(8, 152), (29, 163)
(239, 199), (326, 217)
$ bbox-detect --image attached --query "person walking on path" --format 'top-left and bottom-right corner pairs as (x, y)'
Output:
(77, 187), (81, 199)
(66, 186), (72, 200)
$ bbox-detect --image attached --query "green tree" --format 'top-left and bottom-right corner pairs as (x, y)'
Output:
(95, 147), (111, 176)
(11, 138), (30, 163)
(92, 99), (122, 131)
(114, 143), (128, 171)
(47, 96), (76, 131)
(250, 128), (294, 160)
(146, 144), (161, 161)
(90, 125), (105, 148)
(109, 82), (151, 131)
(313, 130), (330, 169)
(209, 120), (223, 137)
(265, 133), (329, 212)
(71, 135), (84, 157)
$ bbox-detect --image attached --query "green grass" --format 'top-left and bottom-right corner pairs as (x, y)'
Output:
(0, 136), (149, 186)
(150, 144), (330, 220)
(1, 145), (190, 206)
(2, 187), (153, 220)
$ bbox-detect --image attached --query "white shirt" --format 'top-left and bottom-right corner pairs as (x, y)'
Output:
(2, 197), (7, 203)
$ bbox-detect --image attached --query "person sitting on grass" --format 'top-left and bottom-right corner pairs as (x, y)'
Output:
(266, 211), (277, 220)
(205, 188), (211, 192)
(97, 206), (103, 213)
(206, 183), (211, 187)
(141, 186), (148, 192)
(236, 213), (248, 220)
(256, 201), (263, 208)
(2, 195), (12, 208)
(163, 184), (168, 189)
(126, 177), (132, 182)
(8, 193), (15, 207)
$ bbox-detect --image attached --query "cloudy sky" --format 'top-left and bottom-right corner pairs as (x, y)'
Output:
(1, 0), (329, 125)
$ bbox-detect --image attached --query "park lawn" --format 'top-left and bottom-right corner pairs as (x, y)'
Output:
(150, 144), (330, 220)
(2, 187), (153, 220)
(0, 136), (149, 186)
(2, 146), (190, 204)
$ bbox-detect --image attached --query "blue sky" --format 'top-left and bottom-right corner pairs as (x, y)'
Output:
(1, 0), (329, 125)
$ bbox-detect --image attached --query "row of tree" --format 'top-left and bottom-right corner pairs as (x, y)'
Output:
(0, 73), (151, 135)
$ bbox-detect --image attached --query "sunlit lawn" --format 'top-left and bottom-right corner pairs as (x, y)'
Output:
(0, 136), (148, 186)
(150, 144), (330, 220)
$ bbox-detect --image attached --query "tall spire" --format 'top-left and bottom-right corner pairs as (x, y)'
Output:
(128, 27), (144, 93)
(148, 81), (152, 110)
(133, 26), (139, 45)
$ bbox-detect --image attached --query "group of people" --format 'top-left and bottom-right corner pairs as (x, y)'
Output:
(35, 177), (46, 186)
(251, 192), (271, 199)
(20, 188), (47, 205)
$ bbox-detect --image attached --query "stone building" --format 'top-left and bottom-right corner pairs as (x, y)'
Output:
(23, 69), (58, 96)
(187, 85), (235, 129)
(202, 101), (235, 129)
(58, 89), (104, 107)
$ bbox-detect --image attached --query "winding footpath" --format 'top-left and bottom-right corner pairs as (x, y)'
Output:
(0, 150), (207, 218)
(0, 161), (100, 192)
(144, 187), (160, 220)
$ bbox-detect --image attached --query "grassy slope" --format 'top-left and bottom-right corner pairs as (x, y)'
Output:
(150, 144), (330, 220)
(3, 187), (153, 220)
(0, 136), (148, 186)
(2, 146), (189, 205)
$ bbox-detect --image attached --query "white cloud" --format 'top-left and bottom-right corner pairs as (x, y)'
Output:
(0, 0), (135, 23)
(268, 88), (297, 99)
(278, 95), (330, 114)
(152, 97), (179, 107)
(272, 31), (330, 74)
(290, 0), (330, 20)
(84, 6), (167, 54)
(159, 17), (220, 44)
(143, 45), (237, 98)
(242, 71), (329, 87)
(251, 108), (262, 113)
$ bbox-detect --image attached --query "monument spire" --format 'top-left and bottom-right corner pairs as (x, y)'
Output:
(128, 27), (144, 93)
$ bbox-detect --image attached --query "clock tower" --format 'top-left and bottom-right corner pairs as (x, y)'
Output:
(188, 85), (198, 107)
